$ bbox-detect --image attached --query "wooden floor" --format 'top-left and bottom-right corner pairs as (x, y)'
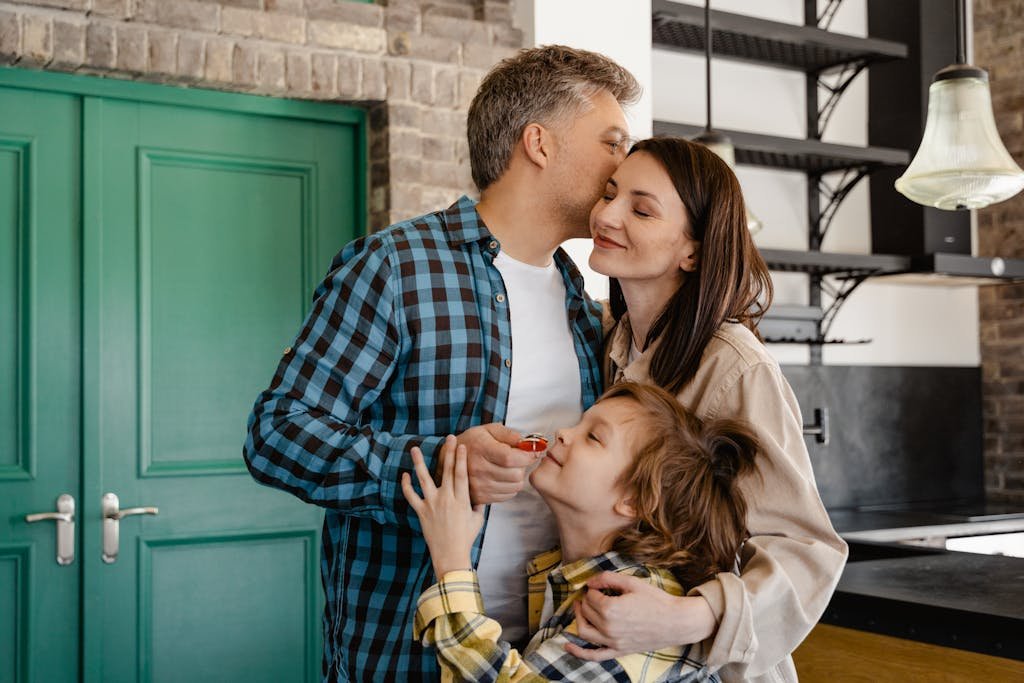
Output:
(792, 624), (1024, 682)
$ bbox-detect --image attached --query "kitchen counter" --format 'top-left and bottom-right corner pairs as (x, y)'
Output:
(821, 508), (1024, 660)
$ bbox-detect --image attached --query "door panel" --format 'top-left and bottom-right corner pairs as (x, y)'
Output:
(0, 87), (81, 683)
(85, 97), (359, 682)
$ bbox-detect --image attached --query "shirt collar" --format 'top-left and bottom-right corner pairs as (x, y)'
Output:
(442, 195), (495, 247)
(548, 550), (647, 592)
(443, 195), (591, 304)
(607, 313), (656, 383)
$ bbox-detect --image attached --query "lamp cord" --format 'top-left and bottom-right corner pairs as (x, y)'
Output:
(955, 0), (967, 64)
(705, 0), (712, 133)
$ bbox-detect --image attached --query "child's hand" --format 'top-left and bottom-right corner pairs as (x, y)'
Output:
(402, 434), (485, 578)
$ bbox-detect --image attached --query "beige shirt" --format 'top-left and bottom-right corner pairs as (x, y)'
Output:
(606, 315), (848, 682)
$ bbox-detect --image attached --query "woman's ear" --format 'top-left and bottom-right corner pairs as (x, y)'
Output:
(521, 122), (550, 169)
(680, 241), (701, 273)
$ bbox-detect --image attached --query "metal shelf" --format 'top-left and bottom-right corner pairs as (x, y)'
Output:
(758, 248), (911, 278)
(651, 0), (907, 74)
(652, 121), (909, 174)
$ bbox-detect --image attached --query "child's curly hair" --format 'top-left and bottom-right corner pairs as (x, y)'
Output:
(604, 382), (761, 588)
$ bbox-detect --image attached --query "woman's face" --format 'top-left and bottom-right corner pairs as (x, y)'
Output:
(588, 151), (700, 287)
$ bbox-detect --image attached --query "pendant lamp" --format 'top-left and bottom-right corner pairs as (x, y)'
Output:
(894, 0), (1024, 210)
(690, 0), (762, 234)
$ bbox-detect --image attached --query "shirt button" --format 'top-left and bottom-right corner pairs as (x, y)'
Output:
(283, 346), (292, 356)
(495, 293), (505, 303)
(504, 359), (512, 368)
(488, 240), (498, 250)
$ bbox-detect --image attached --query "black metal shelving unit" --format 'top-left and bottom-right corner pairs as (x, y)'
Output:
(651, 0), (912, 357)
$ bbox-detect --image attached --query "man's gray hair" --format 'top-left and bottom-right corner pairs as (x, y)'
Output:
(467, 45), (642, 191)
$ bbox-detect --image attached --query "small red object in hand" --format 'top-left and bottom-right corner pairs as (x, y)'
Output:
(516, 434), (548, 452)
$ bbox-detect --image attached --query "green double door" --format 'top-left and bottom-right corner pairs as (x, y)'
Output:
(0, 70), (364, 682)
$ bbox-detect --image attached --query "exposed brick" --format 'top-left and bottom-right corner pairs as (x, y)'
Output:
(116, 24), (147, 73)
(490, 22), (522, 48)
(221, 7), (258, 37)
(91, 0), (132, 19)
(434, 65), (457, 107)
(86, 22), (115, 70)
(177, 34), (206, 81)
(259, 49), (286, 90)
(307, 0), (384, 26)
(361, 57), (386, 100)
(232, 42), (258, 86)
(265, 0), (305, 15)
(205, 37), (234, 83)
(310, 51), (337, 96)
(198, 0), (259, 7)
(22, 13), (52, 65)
(259, 12), (306, 44)
(51, 19), (85, 68)
(389, 102), (421, 129)
(422, 160), (461, 187)
(137, 0), (220, 32)
(457, 69), (481, 108)
(390, 31), (460, 63)
(389, 129), (421, 158)
(17, 0), (87, 9)
(385, 60), (410, 100)
(481, 1), (513, 25)
(385, 8), (420, 33)
(147, 28), (177, 75)
(422, 135), (452, 161)
(309, 20), (386, 53)
(423, 14), (489, 43)
(422, 2), (474, 20)
(285, 51), (311, 93)
(422, 108), (466, 137)
(410, 61), (433, 104)
(0, 10), (19, 63)
(462, 41), (512, 70)
(337, 54), (361, 98)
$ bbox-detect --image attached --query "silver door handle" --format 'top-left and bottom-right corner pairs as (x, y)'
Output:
(25, 494), (76, 565)
(102, 492), (158, 564)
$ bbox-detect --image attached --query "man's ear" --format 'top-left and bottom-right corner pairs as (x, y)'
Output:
(680, 242), (701, 273)
(521, 122), (551, 169)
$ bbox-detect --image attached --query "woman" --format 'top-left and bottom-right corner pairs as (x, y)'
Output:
(570, 137), (848, 682)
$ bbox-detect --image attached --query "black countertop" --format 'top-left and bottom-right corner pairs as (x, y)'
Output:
(822, 508), (1024, 660)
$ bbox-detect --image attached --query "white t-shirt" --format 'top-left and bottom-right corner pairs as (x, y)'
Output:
(476, 251), (583, 643)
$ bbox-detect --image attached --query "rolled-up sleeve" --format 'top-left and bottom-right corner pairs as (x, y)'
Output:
(692, 361), (848, 678)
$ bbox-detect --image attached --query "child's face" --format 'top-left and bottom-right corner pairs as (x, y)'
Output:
(530, 396), (643, 520)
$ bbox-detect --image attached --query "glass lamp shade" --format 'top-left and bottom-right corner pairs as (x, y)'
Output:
(692, 131), (763, 235)
(895, 65), (1024, 210)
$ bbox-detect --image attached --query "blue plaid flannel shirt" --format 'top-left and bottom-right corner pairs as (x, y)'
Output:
(243, 196), (604, 682)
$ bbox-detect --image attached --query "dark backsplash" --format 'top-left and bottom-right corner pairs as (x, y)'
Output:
(781, 365), (984, 510)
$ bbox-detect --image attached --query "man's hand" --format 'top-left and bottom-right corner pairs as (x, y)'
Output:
(565, 572), (718, 660)
(401, 435), (485, 578)
(449, 423), (537, 505)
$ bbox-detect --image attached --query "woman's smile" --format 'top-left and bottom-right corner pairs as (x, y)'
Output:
(593, 233), (625, 249)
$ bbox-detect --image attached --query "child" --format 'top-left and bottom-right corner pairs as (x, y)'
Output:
(401, 381), (760, 683)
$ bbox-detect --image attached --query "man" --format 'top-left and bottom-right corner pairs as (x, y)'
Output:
(243, 45), (640, 682)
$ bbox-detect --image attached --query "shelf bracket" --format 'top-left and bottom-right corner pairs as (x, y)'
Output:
(819, 271), (873, 340)
(816, 59), (869, 137)
(817, 0), (844, 31)
(812, 166), (870, 245)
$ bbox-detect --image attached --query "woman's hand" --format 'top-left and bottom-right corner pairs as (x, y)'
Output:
(565, 572), (717, 660)
(402, 435), (485, 578)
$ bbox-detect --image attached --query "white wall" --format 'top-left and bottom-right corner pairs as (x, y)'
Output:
(522, 0), (980, 367)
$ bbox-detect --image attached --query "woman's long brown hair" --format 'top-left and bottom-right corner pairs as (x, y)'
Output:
(603, 382), (761, 587)
(609, 137), (773, 395)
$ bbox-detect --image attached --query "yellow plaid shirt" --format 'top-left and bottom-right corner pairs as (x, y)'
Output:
(414, 549), (717, 682)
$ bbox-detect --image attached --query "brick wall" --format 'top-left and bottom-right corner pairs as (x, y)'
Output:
(975, 0), (1024, 504)
(0, 0), (523, 228)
